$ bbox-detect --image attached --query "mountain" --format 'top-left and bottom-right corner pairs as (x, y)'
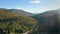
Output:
(8, 9), (34, 16)
(32, 9), (60, 34)
(1, 8), (60, 34)
(0, 8), (34, 16)
(0, 9), (36, 34)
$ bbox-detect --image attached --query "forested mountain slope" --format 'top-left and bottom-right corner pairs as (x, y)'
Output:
(31, 9), (60, 34)
(0, 9), (36, 34)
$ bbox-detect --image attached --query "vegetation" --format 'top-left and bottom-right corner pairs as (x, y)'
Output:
(32, 10), (60, 34)
(0, 9), (36, 34)
(0, 8), (59, 34)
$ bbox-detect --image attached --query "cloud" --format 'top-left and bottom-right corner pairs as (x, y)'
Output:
(30, 0), (41, 3)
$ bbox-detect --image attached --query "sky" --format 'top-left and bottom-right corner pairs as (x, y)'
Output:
(0, 0), (60, 13)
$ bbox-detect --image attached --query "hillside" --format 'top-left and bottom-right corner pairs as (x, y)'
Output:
(0, 8), (34, 16)
(0, 8), (60, 34)
(8, 9), (34, 16)
(32, 9), (60, 34)
(0, 9), (36, 34)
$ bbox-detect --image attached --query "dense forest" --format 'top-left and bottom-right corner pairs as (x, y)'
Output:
(0, 8), (60, 34)
(0, 9), (37, 34)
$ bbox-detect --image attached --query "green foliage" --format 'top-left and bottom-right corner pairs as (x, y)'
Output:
(0, 9), (36, 34)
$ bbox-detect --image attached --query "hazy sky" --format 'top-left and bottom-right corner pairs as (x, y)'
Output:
(0, 0), (60, 13)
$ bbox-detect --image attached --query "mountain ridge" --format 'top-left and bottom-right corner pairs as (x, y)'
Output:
(0, 8), (34, 16)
